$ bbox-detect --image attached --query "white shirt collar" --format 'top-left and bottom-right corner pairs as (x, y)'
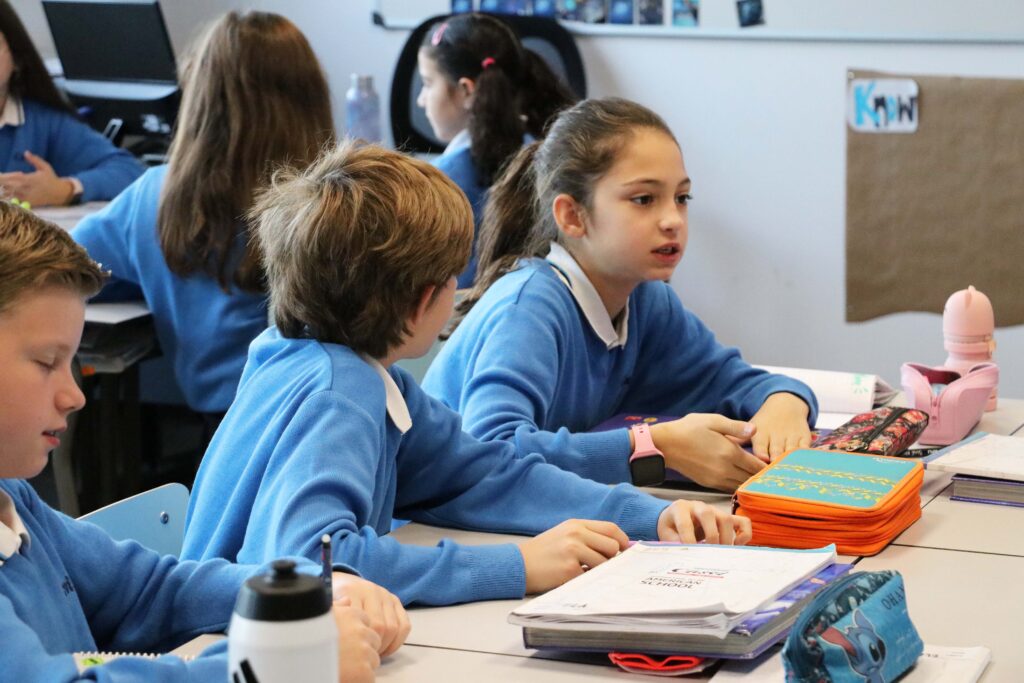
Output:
(0, 96), (25, 129)
(0, 489), (30, 564)
(361, 356), (412, 434)
(545, 242), (630, 349)
(443, 128), (471, 155)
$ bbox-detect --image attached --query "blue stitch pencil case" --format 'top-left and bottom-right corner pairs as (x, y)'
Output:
(782, 570), (923, 683)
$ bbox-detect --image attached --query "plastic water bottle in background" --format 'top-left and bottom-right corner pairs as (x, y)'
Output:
(228, 559), (338, 683)
(345, 74), (381, 143)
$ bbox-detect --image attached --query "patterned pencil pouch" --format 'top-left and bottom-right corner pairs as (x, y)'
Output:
(782, 570), (923, 683)
(812, 407), (929, 456)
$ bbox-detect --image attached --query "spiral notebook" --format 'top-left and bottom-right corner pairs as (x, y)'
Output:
(74, 651), (194, 672)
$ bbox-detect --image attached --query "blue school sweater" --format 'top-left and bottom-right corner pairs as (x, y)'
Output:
(0, 99), (143, 202)
(0, 478), (252, 682)
(422, 259), (819, 485)
(72, 166), (269, 412)
(181, 327), (670, 606)
(434, 140), (486, 288)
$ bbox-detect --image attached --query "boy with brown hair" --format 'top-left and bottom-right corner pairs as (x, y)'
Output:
(182, 142), (751, 606)
(0, 203), (400, 682)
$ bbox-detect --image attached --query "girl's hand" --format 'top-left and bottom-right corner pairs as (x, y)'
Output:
(0, 151), (75, 207)
(331, 573), (410, 656)
(657, 500), (752, 545)
(331, 601), (381, 683)
(518, 519), (629, 594)
(748, 393), (812, 462)
(649, 414), (767, 492)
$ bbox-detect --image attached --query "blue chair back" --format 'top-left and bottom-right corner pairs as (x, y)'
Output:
(79, 482), (189, 557)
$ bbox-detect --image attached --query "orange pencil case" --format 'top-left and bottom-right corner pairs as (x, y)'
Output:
(734, 448), (923, 556)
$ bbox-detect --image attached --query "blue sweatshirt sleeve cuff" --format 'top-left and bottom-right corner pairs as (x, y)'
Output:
(609, 485), (671, 541)
(460, 542), (527, 601)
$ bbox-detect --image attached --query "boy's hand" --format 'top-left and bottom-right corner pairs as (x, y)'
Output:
(749, 393), (812, 462)
(518, 520), (629, 594)
(657, 500), (752, 545)
(0, 151), (74, 207)
(332, 573), (410, 656)
(650, 414), (767, 491)
(331, 602), (380, 683)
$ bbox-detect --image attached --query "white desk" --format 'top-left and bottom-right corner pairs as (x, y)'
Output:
(857, 546), (1023, 682)
(35, 201), (108, 231)
(380, 645), (629, 682)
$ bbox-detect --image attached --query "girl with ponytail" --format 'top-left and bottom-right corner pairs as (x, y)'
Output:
(416, 12), (576, 287)
(423, 97), (818, 493)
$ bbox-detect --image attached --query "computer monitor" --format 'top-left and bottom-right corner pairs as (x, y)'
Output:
(42, 0), (179, 150)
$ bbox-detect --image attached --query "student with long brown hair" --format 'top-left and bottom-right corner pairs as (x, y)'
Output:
(73, 11), (334, 417)
(416, 12), (576, 286)
(423, 98), (818, 492)
(0, 0), (142, 206)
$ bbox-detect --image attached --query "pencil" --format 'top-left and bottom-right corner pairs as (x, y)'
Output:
(320, 534), (333, 595)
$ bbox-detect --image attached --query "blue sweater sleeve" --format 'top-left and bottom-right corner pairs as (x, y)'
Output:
(395, 377), (666, 539)
(71, 170), (152, 295)
(3, 485), (257, 682)
(437, 298), (636, 484)
(628, 285), (819, 423)
(38, 107), (144, 202)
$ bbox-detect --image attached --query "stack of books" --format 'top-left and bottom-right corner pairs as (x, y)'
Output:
(734, 449), (924, 555)
(926, 432), (1024, 508)
(509, 543), (845, 659)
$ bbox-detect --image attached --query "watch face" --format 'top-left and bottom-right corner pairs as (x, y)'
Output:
(630, 455), (666, 487)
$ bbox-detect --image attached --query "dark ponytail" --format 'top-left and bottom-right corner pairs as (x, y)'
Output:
(447, 97), (677, 336)
(422, 13), (577, 185)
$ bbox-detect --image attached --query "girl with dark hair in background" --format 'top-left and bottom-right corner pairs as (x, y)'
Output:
(416, 12), (576, 287)
(0, 0), (142, 206)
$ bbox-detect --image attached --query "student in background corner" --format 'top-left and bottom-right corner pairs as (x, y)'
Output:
(0, 1), (143, 206)
(416, 12), (576, 287)
(0, 203), (406, 683)
(421, 98), (818, 493)
(72, 12), (335, 431)
(181, 142), (752, 607)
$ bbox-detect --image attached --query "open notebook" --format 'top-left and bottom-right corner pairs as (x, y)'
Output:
(753, 365), (898, 429)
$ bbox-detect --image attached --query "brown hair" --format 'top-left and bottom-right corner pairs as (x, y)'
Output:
(0, 202), (106, 314)
(421, 13), (576, 185)
(0, 1), (76, 115)
(252, 142), (473, 359)
(448, 97), (676, 334)
(158, 11), (335, 293)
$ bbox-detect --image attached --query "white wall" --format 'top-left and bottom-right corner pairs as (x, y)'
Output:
(16, 0), (1024, 396)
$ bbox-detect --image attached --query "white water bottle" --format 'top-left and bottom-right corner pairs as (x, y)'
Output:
(228, 559), (337, 683)
(345, 74), (381, 142)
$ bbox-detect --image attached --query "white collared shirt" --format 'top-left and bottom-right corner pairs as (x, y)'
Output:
(545, 242), (630, 350)
(0, 489), (30, 566)
(0, 95), (25, 129)
(362, 356), (413, 434)
(443, 128), (471, 156)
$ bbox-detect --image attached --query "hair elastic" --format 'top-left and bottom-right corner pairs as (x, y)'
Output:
(430, 22), (448, 46)
(481, 57), (496, 70)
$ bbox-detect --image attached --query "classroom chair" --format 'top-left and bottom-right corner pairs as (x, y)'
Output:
(389, 12), (587, 154)
(78, 482), (189, 557)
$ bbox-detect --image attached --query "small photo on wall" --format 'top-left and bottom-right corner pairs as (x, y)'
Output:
(672, 0), (699, 26)
(533, 0), (557, 16)
(479, 0), (532, 13)
(451, 0), (474, 13)
(737, 0), (765, 27)
(557, 0), (607, 23)
(637, 0), (664, 25)
(608, 0), (634, 24)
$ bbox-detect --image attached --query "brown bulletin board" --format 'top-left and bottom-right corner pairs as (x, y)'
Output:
(846, 69), (1024, 326)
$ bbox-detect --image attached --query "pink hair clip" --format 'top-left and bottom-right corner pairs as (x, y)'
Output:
(481, 57), (496, 70)
(431, 22), (448, 46)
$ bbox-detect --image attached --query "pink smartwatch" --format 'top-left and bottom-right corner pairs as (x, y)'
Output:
(629, 423), (665, 486)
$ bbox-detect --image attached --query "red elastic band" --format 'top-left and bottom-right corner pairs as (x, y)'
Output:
(481, 57), (496, 70)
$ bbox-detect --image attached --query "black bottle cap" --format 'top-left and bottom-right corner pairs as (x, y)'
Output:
(234, 559), (331, 622)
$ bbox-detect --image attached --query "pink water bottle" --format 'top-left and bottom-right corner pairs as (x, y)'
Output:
(943, 286), (997, 411)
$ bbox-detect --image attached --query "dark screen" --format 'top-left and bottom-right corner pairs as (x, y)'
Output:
(43, 1), (176, 83)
